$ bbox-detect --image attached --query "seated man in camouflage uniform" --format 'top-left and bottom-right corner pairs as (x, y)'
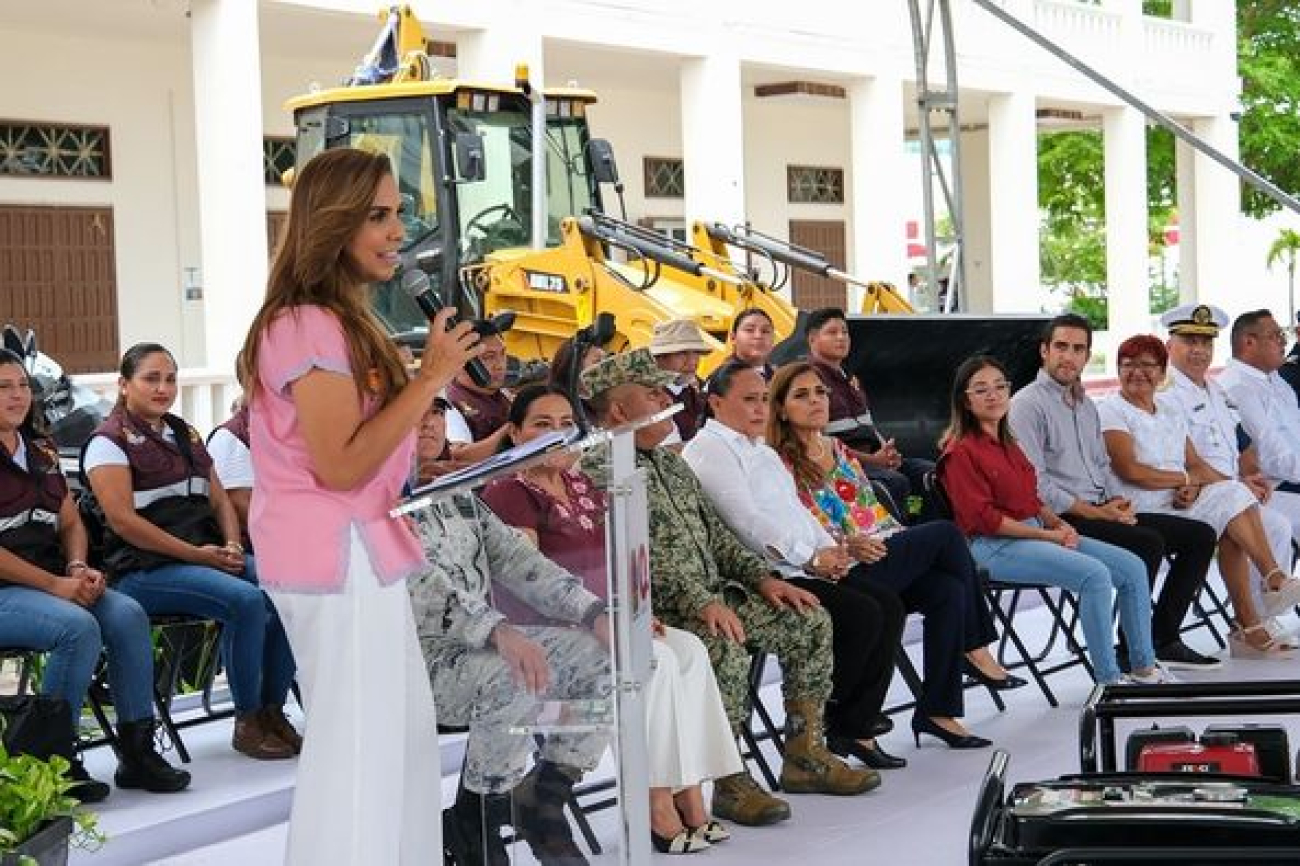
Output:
(408, 493), (612, 866)
(579, 349), (877, 829)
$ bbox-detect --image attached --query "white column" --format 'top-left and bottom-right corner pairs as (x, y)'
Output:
(680, 53), (745, 227)
(1103, 106), (1150, 335)
(959, 127), (993, 313)
(190, 0), (267, 375)
(847, 74), (908, 307)
(1178, 115), (1242, 314)
(985, 90), (1041, 312)
(455, 2), (544, 83)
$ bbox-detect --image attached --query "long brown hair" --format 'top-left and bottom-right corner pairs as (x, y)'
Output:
(237, 148), (407, 405)
(766, 361), (825, 490)
(939, 355), (1015, 451)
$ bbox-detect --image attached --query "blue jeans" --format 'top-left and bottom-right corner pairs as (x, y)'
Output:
(0, 585), (155, 726)
(114, 556), (296, 714)
(969, 523), (1155, 684)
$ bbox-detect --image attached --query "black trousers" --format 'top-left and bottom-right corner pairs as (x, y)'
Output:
(844, 521), (997, 718)
(787, 576), (903, 741)
(1064, 512), (1216, 649)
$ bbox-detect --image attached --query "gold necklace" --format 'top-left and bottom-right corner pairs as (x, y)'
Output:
(808, 435), (826, 460)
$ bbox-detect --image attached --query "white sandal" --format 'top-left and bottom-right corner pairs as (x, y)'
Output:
(1260, 568), (1300, 617)
(1229, 621), (1298, 660)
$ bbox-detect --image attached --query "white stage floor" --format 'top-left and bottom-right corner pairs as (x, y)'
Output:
(68, 598), (1300, 866)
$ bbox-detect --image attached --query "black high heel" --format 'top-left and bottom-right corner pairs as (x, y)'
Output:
(910, 715), (992, 750)
(963, 659), (1029, 691)
(827, 735), (908, 770)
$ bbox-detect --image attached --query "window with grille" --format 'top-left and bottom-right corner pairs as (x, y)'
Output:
(787, 165), (845, 204)
(644, 156), (685, 199)
(264, 137), (297, 186)
(0, 122), (111, 179)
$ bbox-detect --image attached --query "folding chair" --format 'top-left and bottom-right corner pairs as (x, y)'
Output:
(149, 614), (229, 763)
(739, 651), (784, 792)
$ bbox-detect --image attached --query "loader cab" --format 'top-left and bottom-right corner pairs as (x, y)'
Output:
(290, 84), (603, 343)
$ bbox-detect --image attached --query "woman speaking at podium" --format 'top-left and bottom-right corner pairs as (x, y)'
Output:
(237, 148), (483, 865)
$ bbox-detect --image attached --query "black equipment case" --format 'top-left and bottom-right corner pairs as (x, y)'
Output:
(971, 750), (1300, 865)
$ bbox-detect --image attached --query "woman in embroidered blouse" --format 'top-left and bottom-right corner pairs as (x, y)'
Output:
(1099, 334), (1300, 657)
(481, 385), (742, 854)
(768, 362), (1013, 750)
(938, 355), (1167, 686)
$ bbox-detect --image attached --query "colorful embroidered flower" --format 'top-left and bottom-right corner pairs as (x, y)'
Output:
(577, 496), (595, 511)
(578, 515), (595, 531)
(834, 479), (857, 503)
(849, 505), (875, 530)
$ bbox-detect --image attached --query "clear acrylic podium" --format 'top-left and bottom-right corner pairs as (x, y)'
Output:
(393, 411), (663, 866)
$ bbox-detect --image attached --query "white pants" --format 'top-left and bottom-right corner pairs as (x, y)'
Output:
(646, 627), (743, 791)
(1266, 490), (1300, 557)
(268, 532), (440, 866)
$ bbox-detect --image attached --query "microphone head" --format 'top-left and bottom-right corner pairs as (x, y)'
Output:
(399, 268), (430, 297)
(592, 312), (617, 345)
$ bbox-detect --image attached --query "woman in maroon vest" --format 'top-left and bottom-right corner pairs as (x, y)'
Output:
(83, 343), (298, 760)
(0, 348), (189, 799)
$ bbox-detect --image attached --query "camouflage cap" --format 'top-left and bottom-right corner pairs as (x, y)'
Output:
(578, 347), (678, 400)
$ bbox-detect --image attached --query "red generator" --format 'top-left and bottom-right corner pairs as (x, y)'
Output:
(1138, 730), (1260, 776)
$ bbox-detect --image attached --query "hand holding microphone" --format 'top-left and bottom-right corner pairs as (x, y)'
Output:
(401, 269), (492, 387)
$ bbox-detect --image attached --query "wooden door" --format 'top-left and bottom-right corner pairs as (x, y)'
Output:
(788, 219), (847, 310)
(267, 211), (288, 263)
(0, 205), (118, 373)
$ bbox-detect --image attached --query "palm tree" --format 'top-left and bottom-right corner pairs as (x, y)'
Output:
(1267, 228), (1300, 326)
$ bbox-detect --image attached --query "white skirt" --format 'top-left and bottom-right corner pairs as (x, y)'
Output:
(268, 530), (440, 866)
(645, 627), (744, 790)
(1162, 479), (1256, 537)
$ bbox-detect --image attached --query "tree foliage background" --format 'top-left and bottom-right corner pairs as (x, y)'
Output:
(1037, 1), (1299, 327)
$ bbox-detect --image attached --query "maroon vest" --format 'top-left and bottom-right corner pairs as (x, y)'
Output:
(89, 408), (220, 577)
(671, 384), (706, 443)
(0, 432), (68, 578)
(447, 380), (512, 442)
(218, 405), (250, 448)
(94, 408), (214, 493)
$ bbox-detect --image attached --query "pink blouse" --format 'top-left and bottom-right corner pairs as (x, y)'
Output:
(248, 305), (424, 592)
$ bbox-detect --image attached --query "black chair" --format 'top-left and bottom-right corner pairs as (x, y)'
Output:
(147, 614), (230, 763)
(923, 470), (1093, 708)
(738, 651), (784, 791)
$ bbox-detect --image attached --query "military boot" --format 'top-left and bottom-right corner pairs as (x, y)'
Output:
(512, 760), (588, 866)
(443, 779), (509, 866)
(779, 700), (880, 795)
(710, 771), (791, 826)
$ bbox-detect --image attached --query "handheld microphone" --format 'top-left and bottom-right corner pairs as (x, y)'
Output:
(399, 269), (493, 389)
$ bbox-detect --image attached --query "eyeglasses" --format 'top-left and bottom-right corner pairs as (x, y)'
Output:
(965, 381), (1010, 399)
(1117, 360), (1163, 371)
(1250, 328), (1292, 343)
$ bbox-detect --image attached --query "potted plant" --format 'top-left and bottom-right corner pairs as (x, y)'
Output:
(0, 740), (102, 866)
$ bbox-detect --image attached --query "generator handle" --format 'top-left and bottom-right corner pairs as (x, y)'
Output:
(1038, 848), (1300, 865)
(969, 749), (1010, 866)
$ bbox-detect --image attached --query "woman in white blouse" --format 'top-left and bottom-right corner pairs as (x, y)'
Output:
(684, 362), (1017, 764)
(1099, 334), (1300, 658)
